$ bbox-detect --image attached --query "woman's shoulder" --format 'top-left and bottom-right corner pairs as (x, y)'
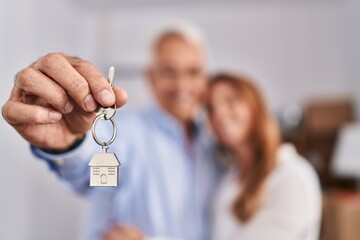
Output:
(266, 143), (322, 208)
(265, 144), (322, 227)
(271, 144), (319, 185)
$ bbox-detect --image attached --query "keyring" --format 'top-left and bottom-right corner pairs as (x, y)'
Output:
(91, 113), (117, 147)
(97, 104), (117, 120)
(89, 66), (121, 187)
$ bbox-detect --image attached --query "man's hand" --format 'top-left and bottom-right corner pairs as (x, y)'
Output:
(102, 224), (144, 240)
(2, 53), (127, 151)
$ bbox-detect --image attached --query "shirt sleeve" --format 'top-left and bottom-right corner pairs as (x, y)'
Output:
(31, 131), (97, 195)
(30, 111), (140, 196)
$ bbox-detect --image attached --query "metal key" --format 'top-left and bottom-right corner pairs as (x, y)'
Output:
(89, 66), (120, 187)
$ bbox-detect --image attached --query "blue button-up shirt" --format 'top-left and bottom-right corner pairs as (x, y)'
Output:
(31, 103), (224, 240)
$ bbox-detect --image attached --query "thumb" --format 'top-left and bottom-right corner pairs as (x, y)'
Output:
(113, 87), (128, 109)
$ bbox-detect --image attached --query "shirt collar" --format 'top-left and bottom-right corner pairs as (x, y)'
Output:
(143, 102), (204, 141)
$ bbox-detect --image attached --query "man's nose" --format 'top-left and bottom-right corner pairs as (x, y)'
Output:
(173, 72), (192, 89)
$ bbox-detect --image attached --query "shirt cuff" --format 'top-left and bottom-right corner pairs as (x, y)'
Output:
(30, 132), (96, 171)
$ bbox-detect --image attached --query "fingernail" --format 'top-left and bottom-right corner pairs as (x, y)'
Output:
(49, 111), (62, 121)
(99, 89), (115, 106)
(64, 101), (74, 113)
(84, 94), (98, 111)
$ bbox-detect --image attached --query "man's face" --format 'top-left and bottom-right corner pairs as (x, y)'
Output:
(147, 36), (207, 124)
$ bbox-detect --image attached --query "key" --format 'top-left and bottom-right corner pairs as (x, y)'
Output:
(96, 66), (116, 120)
(89, 66), (121, 187)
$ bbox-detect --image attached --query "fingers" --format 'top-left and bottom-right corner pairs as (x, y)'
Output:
(66, 56), (116, 107)
(102, 224), (144, 240)
(3, 100), (62, 125)
(19, 53), (127, 114)
(64, 55), (128, 109)
(33, 53), (98, 112)
(15, 67), (74, 114)
(122, 226), (144, 240)
(115, 225), (144, 240)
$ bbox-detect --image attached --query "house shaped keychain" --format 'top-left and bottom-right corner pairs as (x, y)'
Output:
(89, 66), (121, 187)
(89, 149), (120, 186)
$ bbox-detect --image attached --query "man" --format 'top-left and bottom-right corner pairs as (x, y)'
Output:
(2, 25), (223, 240)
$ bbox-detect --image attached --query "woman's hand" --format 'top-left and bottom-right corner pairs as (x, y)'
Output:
(102, 224), (144, 240)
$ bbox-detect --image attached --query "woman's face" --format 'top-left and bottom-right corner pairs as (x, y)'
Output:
(208, 81), (252, 148)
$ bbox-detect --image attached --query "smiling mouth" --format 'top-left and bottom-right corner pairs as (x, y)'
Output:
(169, 91), (194, 105)
(215, 118), (235, 134)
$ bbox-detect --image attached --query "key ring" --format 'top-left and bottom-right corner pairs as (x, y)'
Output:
(92, 113), (117, 147)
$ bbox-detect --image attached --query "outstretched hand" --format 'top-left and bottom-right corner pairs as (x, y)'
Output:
(2, 53), (127, 151)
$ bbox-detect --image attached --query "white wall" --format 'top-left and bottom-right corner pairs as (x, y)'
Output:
(74, 0), (360, 112)
(0, 1), (87, 240)
(1, 0), (359, 239)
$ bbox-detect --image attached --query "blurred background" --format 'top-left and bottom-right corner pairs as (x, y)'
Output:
(0, 0), (359, 239)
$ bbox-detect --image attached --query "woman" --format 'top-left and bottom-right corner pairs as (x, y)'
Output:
(207, 73), (322, 240)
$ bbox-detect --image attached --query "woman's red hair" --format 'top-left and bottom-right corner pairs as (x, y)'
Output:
(209, 73), (281, 223)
